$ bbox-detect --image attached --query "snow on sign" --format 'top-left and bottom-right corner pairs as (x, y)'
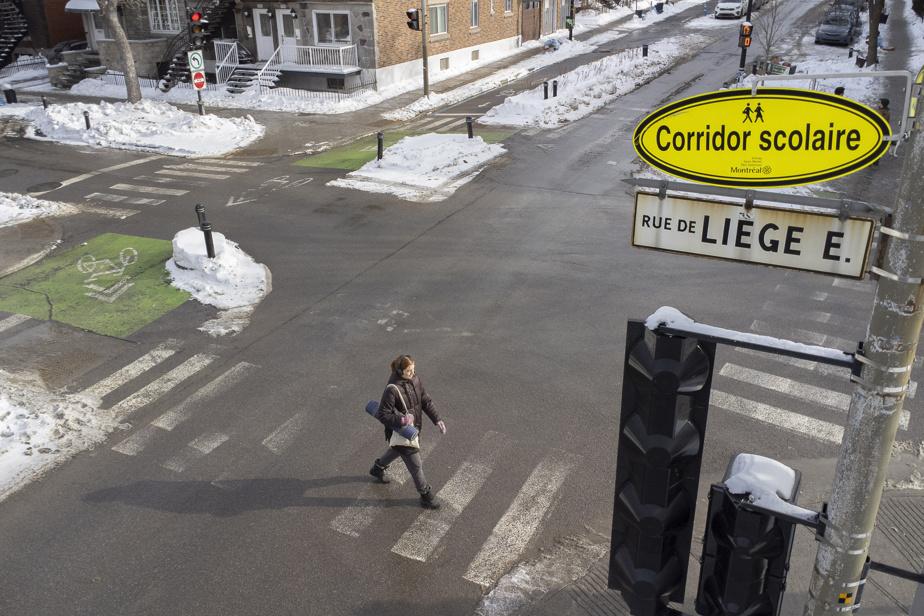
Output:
(632, 191), (875, 279)
(634, 88), (890, 188)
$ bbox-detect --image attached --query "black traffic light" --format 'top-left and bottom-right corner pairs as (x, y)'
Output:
(188, 9), (207, 47)
(696, 454), (801, 616)
(406, 8), (421, 30)
(738, 23), (752, 47)
(609, 319), (716, 616)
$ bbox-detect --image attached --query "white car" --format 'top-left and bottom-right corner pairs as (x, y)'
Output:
(714, 0), (761, 18)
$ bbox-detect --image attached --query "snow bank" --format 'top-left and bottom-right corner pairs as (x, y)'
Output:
(0, 192), (78, 228)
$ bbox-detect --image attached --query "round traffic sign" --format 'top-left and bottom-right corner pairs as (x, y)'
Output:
(192, 72), (206, 89)
(187, 50), (204, 71)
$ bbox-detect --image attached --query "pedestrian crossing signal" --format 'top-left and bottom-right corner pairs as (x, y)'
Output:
(738, 23), (752, 47)
(407, 8), (421, 30)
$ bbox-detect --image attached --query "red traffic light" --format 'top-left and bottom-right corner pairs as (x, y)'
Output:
(189, 10), (203, 22)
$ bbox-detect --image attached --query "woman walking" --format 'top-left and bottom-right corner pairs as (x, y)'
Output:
(370, 354), (446, 509)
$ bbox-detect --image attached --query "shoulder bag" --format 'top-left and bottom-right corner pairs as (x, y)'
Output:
(387, 383), (420, 450)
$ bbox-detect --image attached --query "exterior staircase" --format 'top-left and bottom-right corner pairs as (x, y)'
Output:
(56, 50), (103, 88)
(0, 0), (28, 71)
(225, 63), (280, 94)
(158, 0), (236, 92)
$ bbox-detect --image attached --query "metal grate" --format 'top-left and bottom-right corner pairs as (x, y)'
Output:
(17, 218), (56, 240)
(38, 347), (105, 389)
(877, 494), (924, 570)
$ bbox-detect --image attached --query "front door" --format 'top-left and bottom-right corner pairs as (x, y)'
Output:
(275, 11), (299, 61)
(254, 9), (276, 61)
(522, 1), (540, 41)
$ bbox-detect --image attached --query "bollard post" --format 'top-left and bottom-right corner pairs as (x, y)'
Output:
(195, 203), (206, 227)
(848, 47), (854, 58)
(703, 2), (707, 15)
(543, 81), (549, 100)
(201, 221), (216, 259)
(466, 116), (473, 139)
(752, 61), (758, 75)
(42, 95), (48, 110)
(2, 84), (16, 104)
(552, 80), (558, 97)
(642, 44), (648, 57)
(83, 110), (91, 130)
(377, 132), (384, 160)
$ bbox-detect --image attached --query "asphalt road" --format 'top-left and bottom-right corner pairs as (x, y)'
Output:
(0, 3), (921, 614)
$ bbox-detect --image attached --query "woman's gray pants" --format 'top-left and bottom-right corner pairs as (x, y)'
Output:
(378, 447), (429, 494)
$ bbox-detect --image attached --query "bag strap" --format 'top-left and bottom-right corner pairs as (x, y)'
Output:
(387, 383), (410, 414)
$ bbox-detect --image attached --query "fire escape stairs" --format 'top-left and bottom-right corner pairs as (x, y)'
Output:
(0, 0), (28, 71)
(158, 0), (236, 92)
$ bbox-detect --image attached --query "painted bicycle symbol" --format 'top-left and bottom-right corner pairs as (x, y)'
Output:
(77, 247), (138, 302)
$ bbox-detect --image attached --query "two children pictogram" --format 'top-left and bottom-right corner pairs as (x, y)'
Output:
(742, 103), (765, 123)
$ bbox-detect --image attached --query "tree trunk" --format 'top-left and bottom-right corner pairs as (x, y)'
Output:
(867, 0), (884, 66)
(97, 0), (143, 103)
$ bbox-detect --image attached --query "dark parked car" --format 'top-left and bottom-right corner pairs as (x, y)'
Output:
(815, 13), (856, 45)
(832, 0), (863, 19)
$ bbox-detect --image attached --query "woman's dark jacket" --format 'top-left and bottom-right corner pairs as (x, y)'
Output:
(377, 372), (441, 446)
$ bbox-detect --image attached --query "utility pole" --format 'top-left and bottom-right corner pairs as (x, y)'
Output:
(805, 66), (924, 613)
(421, 0), (429, 98)
(737, 0), (753, 82)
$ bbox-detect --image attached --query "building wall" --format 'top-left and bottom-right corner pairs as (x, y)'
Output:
(97, 38), (168, 77)
(373, 0), (519, 70)
(43, 0), (87, 47)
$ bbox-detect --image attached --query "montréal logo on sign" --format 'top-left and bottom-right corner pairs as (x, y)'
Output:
(634, 88), (890, 188)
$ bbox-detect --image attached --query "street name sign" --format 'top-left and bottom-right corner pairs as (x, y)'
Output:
(634, 88), (890, 188)
(632, 191), (875, 279)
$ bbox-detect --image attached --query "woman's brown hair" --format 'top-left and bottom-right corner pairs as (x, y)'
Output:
(392, 355), (414, 374)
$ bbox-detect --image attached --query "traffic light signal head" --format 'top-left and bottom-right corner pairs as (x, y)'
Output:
(188, 9), (207, 46)
(406, 8), (421, 30)
(695, 454), (801, 616)
(609, 320), (716, 616)
(738, 22), (752, 47)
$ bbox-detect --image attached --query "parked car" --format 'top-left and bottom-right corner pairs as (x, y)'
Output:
(828, 6), (858, 25)
(832, 0), (863, 19)
(815, 13), (856, 45)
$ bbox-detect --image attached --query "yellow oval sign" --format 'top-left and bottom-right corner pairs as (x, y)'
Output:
(634, 88), (890, 188)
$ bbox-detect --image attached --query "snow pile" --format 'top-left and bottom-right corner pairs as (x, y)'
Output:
(329, 133), (506, 202)
(0, 192), (78, 228)
(725, 453), (818, 523)
(481, 34), (710, 128)
(166, 227), (271, 336)
(0, 370), (118, 503)
(23, 99), (265, 158)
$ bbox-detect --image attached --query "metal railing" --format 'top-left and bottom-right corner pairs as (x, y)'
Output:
(214, 40), (238, 85)
(279, 44), (359, 69)
(0, 55), (46, 79)
(263, 77), (377, 101)
(101, 70), (220, 92)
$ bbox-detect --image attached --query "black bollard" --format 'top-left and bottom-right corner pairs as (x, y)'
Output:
(552, 80), (558, 97)
(543, 81), (549, 100)
(848, 48), (854, 58)
(466, 116), (473, 139)
(83, 110), (91, 130)
(201, 221), (216, 259)
(2, 85), (16, 104)
(377, 132), (384, 160)
(42, 95), (48, 110)
(642, 44), (648, 57)
(752, 61), (758, 75)
(195, 203), (206, 227)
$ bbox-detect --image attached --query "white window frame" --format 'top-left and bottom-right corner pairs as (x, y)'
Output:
(470, 0), (479, 27)
(430, 4), (448, 34)
(313, 10), (351, 46)
(147, 0), (182, 33)
(505, 0), (512, 12)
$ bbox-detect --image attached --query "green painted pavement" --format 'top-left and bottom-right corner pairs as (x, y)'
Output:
(0, 233), (190, 338)
(293, 130), (511, 170)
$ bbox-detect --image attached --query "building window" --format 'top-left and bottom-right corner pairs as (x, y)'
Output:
(148, 0), (181, 33)
(327, 77), (345, 90)
(505, 0), (512, 11)
(314, 11), (350, 45)
(440, 57), (449, 70)
(430, 4), (448, 34)
(470, 0), (479, 27)
(472, 49), (479, 60)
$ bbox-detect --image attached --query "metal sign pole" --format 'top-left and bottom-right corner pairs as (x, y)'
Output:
(804, 64), (924, 614)
(421, 0), (429, 98)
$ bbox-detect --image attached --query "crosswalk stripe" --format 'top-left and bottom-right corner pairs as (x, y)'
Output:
(329, 440), (438, 537)
(262, 412), (308, 454)
(109, 183), (188, 196)
(163, 164), (247, 173)
(720, 363), (910, 428)
(833, 278), (874, 292)
(760, 301), (859, 328)
(112, 424), (160, 455)
(463, 450), (579, 587)
(73, 203), (139, 218)
(196, 159), (263, 167)
(773, 285), (828, 301)
(156, 169), (230, 180)
(108, 353), (218, 419)
(84, 340), (181, 399)
(0, 313), (30, 333)
(711, 391), (843, 444)
(133, 174), (209, 187)
(163, 431), (229, 472)
(85, 192), (127, 202)
(391, 431), (508, 562)
(750, 320), (855, 350)
(152, 362), (257, 431)
(126, 197), (165, 205)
